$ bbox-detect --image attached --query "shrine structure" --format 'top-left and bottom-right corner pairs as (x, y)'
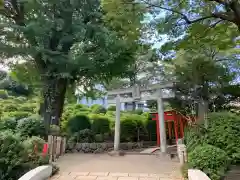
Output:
(107, 83), (175, 153)
(150, 110), (190, 146)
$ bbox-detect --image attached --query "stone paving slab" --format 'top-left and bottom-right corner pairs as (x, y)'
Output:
(51, 154), (182, 180)
(52, 172), (183, 180)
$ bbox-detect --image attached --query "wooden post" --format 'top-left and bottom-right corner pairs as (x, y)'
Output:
(180, 116), (184, 138)
(174, 118), (179, 145)
(168, 121), (172, 139)
(56, 136), (61, 157)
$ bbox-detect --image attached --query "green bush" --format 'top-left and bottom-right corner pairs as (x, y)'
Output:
(188, 144), (230, 180)
(107, 105), (116, 111)
(91, 104), (107, 114)
(0, 89), (8, 99)
(95, 134), (104, 142)
(184, 125), (206, 152)
(2, 117), (18, 130)
(22, 136), (49, 166)
(66, 114), (91, 134)
(18, 103), (37, 112)
(91, 115), (110, 134)
(4, 111), (32, 120)
(120, 119), (137, 141)
(69, 129), (94, 143)
(0, 130), (29, 179)
(0, 131), (47, 180)
(3, 103), (18, 111)
(120, 114), (147, 142)
(16, 115), (46, 137)
(132, 109), (143, 115)
(205, 112), (240, 163)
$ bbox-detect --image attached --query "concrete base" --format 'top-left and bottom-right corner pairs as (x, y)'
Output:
(108, 150), (126, 156)
(188, 169), (211, 180)
(18, 165), (52, 180)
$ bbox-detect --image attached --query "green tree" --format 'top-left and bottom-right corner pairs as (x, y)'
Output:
(0, 0), (134, 129)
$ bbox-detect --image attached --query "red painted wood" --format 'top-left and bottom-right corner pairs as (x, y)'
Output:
(168, 121), (172, 139)
(180, 116), (184, 138)
(174, 117), (178, 145)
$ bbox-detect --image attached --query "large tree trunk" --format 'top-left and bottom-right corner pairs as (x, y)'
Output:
(41, 77), (68, 134)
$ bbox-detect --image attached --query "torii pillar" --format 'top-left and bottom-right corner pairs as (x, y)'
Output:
(157, 89), (167, 153)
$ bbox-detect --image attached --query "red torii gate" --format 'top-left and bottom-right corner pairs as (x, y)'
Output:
(150, 110), (190, 146)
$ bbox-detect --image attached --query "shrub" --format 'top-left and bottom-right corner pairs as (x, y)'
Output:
(95, 134), (104, 142)
(0, 89), (8, 99)
(120, 119), (137, 141)
(204, 112), (240, 163)
(0, 130), (47, 180)
(4, 111), (32, 120)
(184, 125), (206, 152)
(66, 114), (91, 134)
(0, 130), (28, 179)
(107, 105), (116, 111)
(22, 136), (49, 166)
(188, 144), (230, 180)
(18, 103), (37, 112)
(3, 103), (18, 111)
(120, 114), (147, 142)
(91, 104), (107, 114)
(16, 115), (46, 137)
(133, 109), (143, 115)
(69, 129), (94, 143)
(91, 115), (110, 134)
(2, 117), (18, 130)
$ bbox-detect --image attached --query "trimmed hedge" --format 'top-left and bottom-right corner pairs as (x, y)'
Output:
(91, 115), (110, 134)
(184, 112), (240, 180)
(188, 144), (230, 180)
(91, 104), (107, 114)
(66, 114), (91, 134)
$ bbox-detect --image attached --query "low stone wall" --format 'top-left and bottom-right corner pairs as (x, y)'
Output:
(18, 165), (52, 180)
(188, 169), (211, 180)
(66, 141), (156, 153)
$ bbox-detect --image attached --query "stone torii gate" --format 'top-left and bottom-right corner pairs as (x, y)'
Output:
(107, 83), (175, 153)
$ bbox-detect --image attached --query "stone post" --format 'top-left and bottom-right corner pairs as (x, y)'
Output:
(114, 94), (121, 151)
(157, 89), (167, 153)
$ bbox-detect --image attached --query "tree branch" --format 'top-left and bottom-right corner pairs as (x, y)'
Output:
(142, 0), (215, 24)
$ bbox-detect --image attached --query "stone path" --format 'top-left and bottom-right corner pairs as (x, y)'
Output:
(51, 153), (183, 180)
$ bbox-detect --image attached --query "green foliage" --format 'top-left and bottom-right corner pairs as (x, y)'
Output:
(120, 114), (147, 142)
(107, 105), (116, 111)
(0, 89), (8, 99)
(66, 114), (91, 134)
(91, 115), (110, 134)
(205, 112), (240, 163)
(91, 104), (107, 114)
(1, 117), (18, 130)
(69, 129), (95, 143)
(94, 134), (104, 143)
(188, 144), (230, 180)
(16, 115), (45, 137)
(3, 111), (32, 120)
(0, 130), (29, 179)
(0, 130), (48, 180)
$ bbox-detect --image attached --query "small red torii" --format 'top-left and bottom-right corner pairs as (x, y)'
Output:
(150, 110), (190, 146)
